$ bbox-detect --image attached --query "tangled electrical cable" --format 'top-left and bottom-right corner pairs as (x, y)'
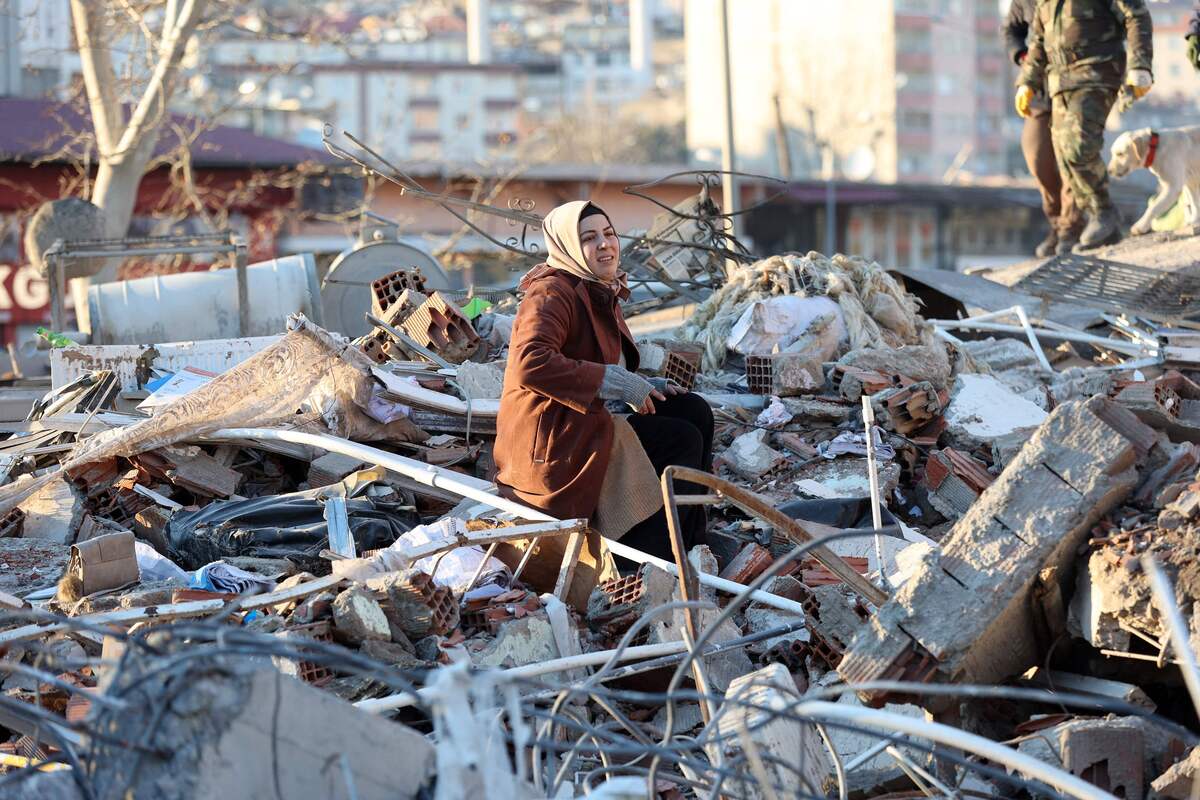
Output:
(0, 534), (1194, 800)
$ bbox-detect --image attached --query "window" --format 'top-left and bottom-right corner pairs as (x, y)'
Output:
(411, 107), (439, 132)
(409, 74), (434, 97)
(485, 110), (513, 133)
(897, 28), (932, 54)
(900, 110), (932, 130)
(409, 141), (440, 160)
(457, 113), (471, 130)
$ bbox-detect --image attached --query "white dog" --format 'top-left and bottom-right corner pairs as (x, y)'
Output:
(1108, 126), (1200, 235)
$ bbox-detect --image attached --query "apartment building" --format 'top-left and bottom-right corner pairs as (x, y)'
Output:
(685, 0), (1008, 183)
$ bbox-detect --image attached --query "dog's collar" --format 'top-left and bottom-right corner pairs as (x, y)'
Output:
(1145, 131), (1160, 168)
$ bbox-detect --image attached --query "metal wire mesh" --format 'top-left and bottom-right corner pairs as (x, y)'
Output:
(1014, 255), (1200, 324)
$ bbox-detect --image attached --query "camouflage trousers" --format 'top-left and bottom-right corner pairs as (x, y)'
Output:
(1050, 85), (1119, 218)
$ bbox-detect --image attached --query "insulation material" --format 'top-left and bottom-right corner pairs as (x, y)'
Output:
(0, 316), (424, 515)
(679, 252), (928, 372)
(725, 295), (846, 356)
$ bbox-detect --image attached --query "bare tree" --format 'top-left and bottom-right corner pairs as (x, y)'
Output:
(70, 0), (207, 274)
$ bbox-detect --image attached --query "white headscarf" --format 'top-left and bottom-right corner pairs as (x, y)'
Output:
(540, 200), (627, 292)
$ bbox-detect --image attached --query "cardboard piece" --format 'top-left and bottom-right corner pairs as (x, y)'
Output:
(69, 531), (139, 596)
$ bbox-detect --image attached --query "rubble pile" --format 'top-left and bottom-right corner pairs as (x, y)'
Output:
(3, 250), (1200, 799)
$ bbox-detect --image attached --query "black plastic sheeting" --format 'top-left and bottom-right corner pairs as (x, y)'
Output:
(778, 497), (903, 539)
(167, 490), (418, 572)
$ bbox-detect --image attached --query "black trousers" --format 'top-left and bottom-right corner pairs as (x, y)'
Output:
(620, 392), (715, 563)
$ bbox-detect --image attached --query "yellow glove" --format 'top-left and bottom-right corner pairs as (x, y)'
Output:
(1126, 69), (1153, 99)
(1015, 86), (1034, 118)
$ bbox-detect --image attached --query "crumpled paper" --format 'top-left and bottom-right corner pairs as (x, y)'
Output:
(817, 428), (895, 461)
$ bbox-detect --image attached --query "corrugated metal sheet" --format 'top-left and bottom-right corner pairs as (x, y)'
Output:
(50, 335), (281, 392)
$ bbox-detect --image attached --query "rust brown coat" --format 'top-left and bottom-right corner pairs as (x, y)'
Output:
(494, 265), (639, 520)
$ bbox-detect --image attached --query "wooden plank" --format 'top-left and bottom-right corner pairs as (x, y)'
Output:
(553, 530), (587, 601)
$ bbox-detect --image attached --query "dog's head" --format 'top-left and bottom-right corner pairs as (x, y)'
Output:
(1108, 128), (1154, 178)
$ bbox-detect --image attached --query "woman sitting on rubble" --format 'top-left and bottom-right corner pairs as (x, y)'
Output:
(494, 200), (714, 562)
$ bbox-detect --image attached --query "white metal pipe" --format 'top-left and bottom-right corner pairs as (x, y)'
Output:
(356, 640), (690, 713)
(959, 305), (1023, 325)
(790, 701), (1117, 800)
(860, 397), (890, 591)
(1013, 305), (1055, 373)
(931, 319), (1153, 357)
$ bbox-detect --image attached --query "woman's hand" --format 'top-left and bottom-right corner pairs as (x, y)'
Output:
(648, 377), (686, 397)
(639, 387), (667, 414)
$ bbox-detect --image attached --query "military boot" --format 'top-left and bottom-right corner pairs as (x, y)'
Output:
(1055, 230), (1080, 255)
(1034, 230), (1058, 258)
(1074, 207), (1122, 252)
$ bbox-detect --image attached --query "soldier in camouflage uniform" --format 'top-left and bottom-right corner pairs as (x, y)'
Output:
(1005, 0), (1083, 256)
(1018, 0), (1154, 251)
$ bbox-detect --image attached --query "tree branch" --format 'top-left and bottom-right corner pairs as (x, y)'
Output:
(70, 0), (122, 154)
(109, 0), (206, 162)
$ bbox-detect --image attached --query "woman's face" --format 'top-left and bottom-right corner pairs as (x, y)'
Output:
(578, 214), (620, 281)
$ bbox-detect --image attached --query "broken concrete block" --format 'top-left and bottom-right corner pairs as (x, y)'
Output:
(472, 615), (560, 669)
(642, 563), (754, 692)
(945, 373), (1048, 448)
(792, 584), (870, 670)
(794, 458), (901, 500)
(1017, 716), (1144, 800)
(19, 476), (84, 544)
(961, 337), (1042, 372)
(922, 448), (995, 520)
(837, 345), (952, 389)
(716, 664), (831, 798)
(2, 770), (82, 800)
(746, 352), (823, 396)
(648, 702), (705, 737)
(1068, 551), (1145, 651)
(89, 654), (435, 799)
(744, 602), (808, 652)
(781, 395), (856, 422)
(839, 396), (1152, 705)
(332, 588), (391, 644)
(723, 429), (787, 479)
(1152, 745), (1200, 799)
(360, 639), (424, 669)
(990, 427), (1041, 471)
(1051, 368), (1114, 405)
(454, 359), (506, 400)
(373, 569), (460, 638)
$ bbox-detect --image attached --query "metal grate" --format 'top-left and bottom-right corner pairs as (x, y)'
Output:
(1014, 255), (1200, 325)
